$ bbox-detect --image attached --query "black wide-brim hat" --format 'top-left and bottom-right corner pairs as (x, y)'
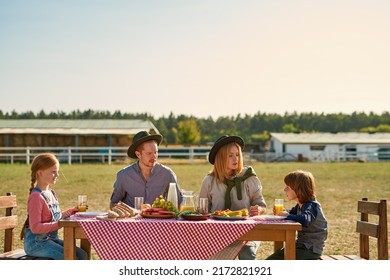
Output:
(208, 135), (245, 164)
(127, 131), (163, 159)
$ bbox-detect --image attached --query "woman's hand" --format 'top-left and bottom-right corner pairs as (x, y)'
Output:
(249, 205), (266, 216)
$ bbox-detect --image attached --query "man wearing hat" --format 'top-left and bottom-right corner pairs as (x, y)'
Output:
(110, 131), (182, 209)
(199, 135), (267, 260)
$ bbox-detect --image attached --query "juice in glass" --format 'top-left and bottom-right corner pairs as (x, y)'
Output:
(78, 195), (87, 212)
(180, 190), (196, 212)
(180, 205), (196, 212)
(78, 205), (87, 212)
(274, 199), (284, 215)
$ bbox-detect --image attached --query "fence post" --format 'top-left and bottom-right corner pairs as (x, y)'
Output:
(26, 147), (30, 164)
(108, 147), (112, 165)
(68, 147), (72, 165)
(189, 147), (194, 163)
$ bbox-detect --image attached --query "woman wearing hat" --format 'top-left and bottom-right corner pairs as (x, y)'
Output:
(199, 135), (267, 260)
(110, 131), (182, 209)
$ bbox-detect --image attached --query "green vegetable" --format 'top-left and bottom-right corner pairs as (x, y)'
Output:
(176, 210), (199, 219)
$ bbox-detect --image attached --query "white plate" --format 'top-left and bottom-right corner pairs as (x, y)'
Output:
(252, 215), (286, 220)
(75, 212), (107, 217)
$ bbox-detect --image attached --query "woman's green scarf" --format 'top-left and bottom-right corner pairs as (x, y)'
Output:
(223, 167), (256, 209)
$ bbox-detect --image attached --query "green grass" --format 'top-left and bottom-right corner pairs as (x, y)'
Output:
(1, 161), (389, 259)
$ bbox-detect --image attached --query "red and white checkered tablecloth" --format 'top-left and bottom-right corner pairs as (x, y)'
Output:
(76, 217), (275, 260)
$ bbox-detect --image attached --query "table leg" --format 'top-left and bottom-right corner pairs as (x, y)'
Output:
(284, 231), (296, 260)
(80, 239), (91, 260)
(63, 226), (76, 260)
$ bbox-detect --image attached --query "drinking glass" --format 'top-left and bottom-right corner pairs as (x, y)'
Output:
(134, 197), (144, 211)
(198, 197), (209, 214)
(78, 195), (88, 212)
(274, 198), (284, 215)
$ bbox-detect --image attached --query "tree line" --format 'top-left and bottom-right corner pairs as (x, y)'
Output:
(1, 109), (390, 147)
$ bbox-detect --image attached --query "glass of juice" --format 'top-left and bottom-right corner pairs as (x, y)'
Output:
(78, 195), (88, 212)
(274, 198), (284, 216)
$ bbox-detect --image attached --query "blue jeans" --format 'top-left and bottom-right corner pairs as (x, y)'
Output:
(238, 241), (260, 260)
(265, 243), (321, 260)
(24, 227), (88, 260)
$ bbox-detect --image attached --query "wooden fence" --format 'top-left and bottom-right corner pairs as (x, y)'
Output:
(0, 146), (388, 164)
(0, 146), (211, 164)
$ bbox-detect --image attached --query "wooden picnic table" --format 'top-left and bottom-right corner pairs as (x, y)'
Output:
(59, 216), (301, 260)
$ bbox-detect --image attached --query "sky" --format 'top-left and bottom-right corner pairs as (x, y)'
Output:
(1, 0), (390, 119)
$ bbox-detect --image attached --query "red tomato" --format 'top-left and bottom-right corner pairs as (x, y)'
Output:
(213, 210), (223, 216)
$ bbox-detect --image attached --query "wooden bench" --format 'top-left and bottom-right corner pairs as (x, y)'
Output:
(321, 197), (388, 260)
(0, 192), (51, 260)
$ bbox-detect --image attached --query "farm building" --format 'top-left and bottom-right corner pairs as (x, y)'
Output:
(0, 119), (159, 147)
(269, 132), (390, 162)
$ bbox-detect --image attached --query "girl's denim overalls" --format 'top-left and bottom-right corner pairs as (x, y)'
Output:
(23, 188), (87, 260)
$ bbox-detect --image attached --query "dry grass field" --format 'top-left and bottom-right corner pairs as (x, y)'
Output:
(1, 160), (389, 260)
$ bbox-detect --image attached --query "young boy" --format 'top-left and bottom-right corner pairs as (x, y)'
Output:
(266, 170), (328, 260)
